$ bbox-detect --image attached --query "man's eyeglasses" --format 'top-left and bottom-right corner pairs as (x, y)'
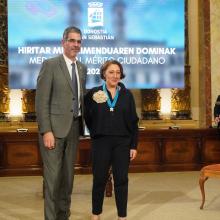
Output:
(66, 39), (82, 44)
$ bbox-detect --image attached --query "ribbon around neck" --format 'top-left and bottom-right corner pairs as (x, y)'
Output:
(103, 83), (119, 111)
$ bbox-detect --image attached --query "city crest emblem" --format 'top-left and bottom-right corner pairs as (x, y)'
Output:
(88, 2), (104, 27)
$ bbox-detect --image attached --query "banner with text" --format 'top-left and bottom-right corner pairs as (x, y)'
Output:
(8, 0), (185, 89)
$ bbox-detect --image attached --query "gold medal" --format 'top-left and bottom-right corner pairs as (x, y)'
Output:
(110, 107), (114, 112)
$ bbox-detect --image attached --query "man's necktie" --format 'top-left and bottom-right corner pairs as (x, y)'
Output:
(71, 63), (79, 117)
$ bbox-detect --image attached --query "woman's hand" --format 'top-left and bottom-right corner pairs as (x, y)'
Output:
(130, 149), (137, 161)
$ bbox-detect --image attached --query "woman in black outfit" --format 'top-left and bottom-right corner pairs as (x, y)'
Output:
(84, 60), (139, 220)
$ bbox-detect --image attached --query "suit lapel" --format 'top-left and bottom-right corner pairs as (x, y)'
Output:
(59, 55), (74, 93)
(59, 55), (85, 99)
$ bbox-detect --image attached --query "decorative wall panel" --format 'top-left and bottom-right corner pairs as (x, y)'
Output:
(0, 0), (7, 65)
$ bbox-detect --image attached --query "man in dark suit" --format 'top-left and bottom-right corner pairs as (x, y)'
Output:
(35, 26), (87, 220)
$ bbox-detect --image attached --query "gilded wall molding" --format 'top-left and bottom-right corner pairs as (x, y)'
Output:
(0, 0), (7, 66)
(199, 0), (211, 127)
(0, 66), (9, 113)
(21, 90), (36, 113)
(141, 89), (161, 119)
(171, 65), (191, 119)
(0, 0), (9, 117)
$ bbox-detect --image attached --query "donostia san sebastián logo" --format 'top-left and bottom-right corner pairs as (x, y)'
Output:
(88, 2), (104, 27)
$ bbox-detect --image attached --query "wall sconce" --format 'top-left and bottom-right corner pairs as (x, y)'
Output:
(8, 89), (23, 122)
(160, 89), (171, 119)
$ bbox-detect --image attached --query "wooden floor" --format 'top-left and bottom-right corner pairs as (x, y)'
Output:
(0, 172), (220, 220)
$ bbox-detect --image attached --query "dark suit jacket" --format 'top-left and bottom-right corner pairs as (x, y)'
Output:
(35, 55), (87, 138)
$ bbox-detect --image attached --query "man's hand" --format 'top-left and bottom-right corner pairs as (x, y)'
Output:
(215, 116), (220, 124)
(43, 131), (55, 150)
(130, 149), (137, 161)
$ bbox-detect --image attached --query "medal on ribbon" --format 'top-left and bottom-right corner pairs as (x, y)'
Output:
(103, 83), (119, 112)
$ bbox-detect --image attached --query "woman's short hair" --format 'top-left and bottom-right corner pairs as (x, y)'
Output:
(100, 60), (125, 80)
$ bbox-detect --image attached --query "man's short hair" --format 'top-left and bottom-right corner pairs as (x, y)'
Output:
(63, 26), (82, 40)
